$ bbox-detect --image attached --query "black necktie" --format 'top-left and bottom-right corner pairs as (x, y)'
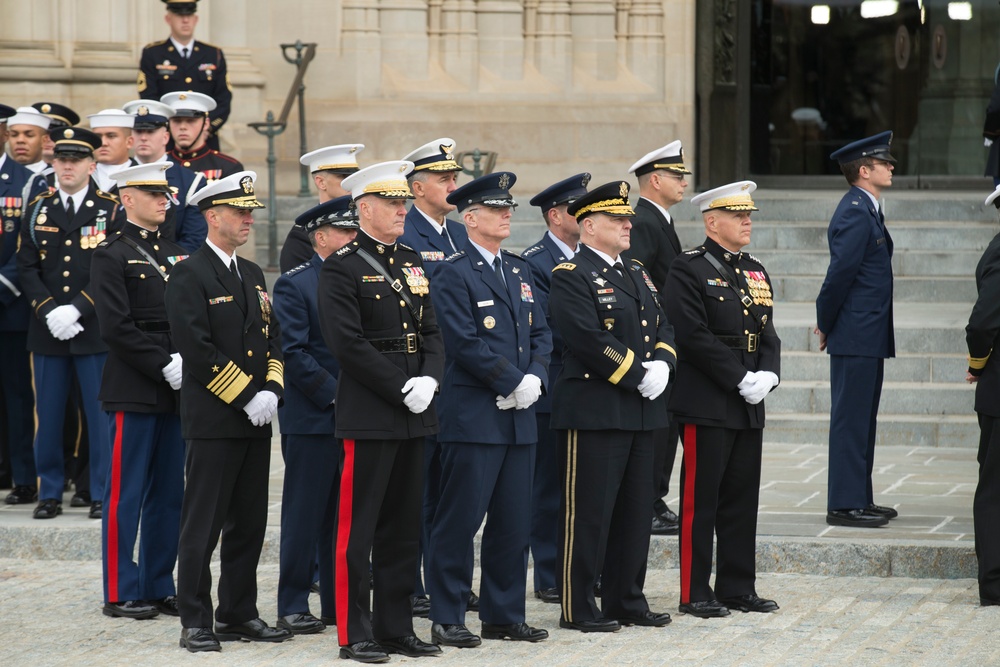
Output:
(493, 257), (506, 287)
(614, 261), (625, 277)
(441, 226), (455, 253)
(182, 47), (190, 59)
(229, 259), (241, 282)
(65, 197), (75, 220)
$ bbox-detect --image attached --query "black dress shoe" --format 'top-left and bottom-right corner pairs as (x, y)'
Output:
(593, 580), (602, 598)
(215, 617), (293, 642)
(151, 595), (179, 616)
(430, 622), (482, 648)
(70, 491), (91, 507)
(467, 591), (480, 611)
(103, 600), (160, 619)
(411, 595), (431, 617)
(981, 597), (1000, 606)
(481, 622), (549, 642)
(179, 627), (221, 652)
(651, 514), (680, 535)
(534, 587), (559, 603)
(321, 615), (337, 626)
(867, 503), (899, 519)
(33, 498), (62, 519)
(615, 609), (672, 627)
(4, 485), (37, 505)
(678, 600), (731, 618)
(378, 634), (442, 656)
(89, 501), (103, 519)
(826, 509), (889, 528)
(340, 640), (390, 663)
(658, 505), (679, 523)
(277, 613), (326, 634)
(558, 618), (620, 633)
(720, 594), (779, 613)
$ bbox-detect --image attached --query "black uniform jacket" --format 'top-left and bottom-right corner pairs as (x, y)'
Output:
(164, 244), (283, 439)
(967, 231), (1000, 417)
(664, 238), (780, 430)
(317, 230), (445, 441)
(139, 38), (232, 136)
(168, 147), (244, 184)
(549, 244), (677, 432)
(621, 197), (682, 293)
(17, 184), (125, 355)
(92, 222), (189, 413)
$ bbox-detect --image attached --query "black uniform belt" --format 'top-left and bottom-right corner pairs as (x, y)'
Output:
(369, 333), (422, 354)
(135, 320), (170, 333)
(717, 333), (759, 353)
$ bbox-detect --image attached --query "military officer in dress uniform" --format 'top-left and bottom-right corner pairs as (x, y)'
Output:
(816, 132), (897, 528)
(33, 102), (80, 167)
(623, 140), (691, 536)
(427, 171), (552, 648)
(123, 99), (207, 252)
(317, 160), (444, 664)
(0, 104), (49, 505)
(398, 138), (470, 617)
(550, 180), (675, 633)
(92, 161), (188, 620)
(664, 180), (780, 619)
(88, 109), (138, 193)
(966, 185), (1000, 606)
(5, 106), (51, 175)
(139, 0), (232, 151)
(163, 91), (243, 183)
(521, 172), (589, 604)
(165, 171), (290, 653)
(17, 127), (125, 520)
(280, 144), (364, 272)
(273, 196), (358, 636)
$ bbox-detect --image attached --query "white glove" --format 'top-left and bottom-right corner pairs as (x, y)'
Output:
(637, 360), (671, 400)
(496, 393), (518, 410)
(46, 305), (82, 340)
(402, 376), (438, 414)
(244, 390), (279, 426)
(513, 374), (543, 409)
(986, 138), (994, 148)
(740, 371), (778, 405)
(162, 353), (183, 390)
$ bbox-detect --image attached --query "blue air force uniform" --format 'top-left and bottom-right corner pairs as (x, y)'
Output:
(427, 172), (553, 630)
(0, 151), (48, 497)
(92, 163), (188, 609)
(399, 206), (468, 277)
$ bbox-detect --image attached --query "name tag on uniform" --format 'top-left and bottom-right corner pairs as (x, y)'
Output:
(598, 295), (617, 304)
(127, 259), (151, 265)
(34, 225), (58, 232)
(477, 300), (494, 307)
(209, 295), (234, 305)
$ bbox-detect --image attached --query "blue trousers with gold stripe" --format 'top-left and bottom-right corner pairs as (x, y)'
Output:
(102, 411), (184, 603)
(31, 352), (108, 502)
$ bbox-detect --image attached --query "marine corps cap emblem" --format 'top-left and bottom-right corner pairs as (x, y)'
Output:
(41, 104), (52, 113)
(137, 106), (149, 116)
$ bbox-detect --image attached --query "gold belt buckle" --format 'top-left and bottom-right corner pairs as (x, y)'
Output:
(747, 333), (759, 353)
(405, 332), (418, 353)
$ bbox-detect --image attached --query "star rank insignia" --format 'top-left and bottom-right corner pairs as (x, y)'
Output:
(212, 365), (219, 372)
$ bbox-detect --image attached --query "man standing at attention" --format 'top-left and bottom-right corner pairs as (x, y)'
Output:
(165, 171), (291, 652)
(816, 132), (898, 529)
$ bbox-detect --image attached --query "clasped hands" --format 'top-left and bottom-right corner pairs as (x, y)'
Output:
(737, 370), (779, 405)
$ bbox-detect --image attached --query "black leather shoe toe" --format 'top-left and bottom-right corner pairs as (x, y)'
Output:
(481, 622), (548, 642)
(411, 595), (431, 617)
(720, 594), (779, 613)
(431, 622), (481, 648)
(466, 591), (480, 611)
(70, 491), (91, 507)
(33, 499), (62, 519)
(180, 627), (221, 652)
(340, 640), (390, 663)
(277, 613), (325, 634)
(826, 509), (889, 527)
(89, 501), (103, 519)
(867, 503), (899, 519)
(321, 615), (337, 626)
(616, 609), (672, 627)
(678, 600), (731, 618)
(4, 485), (38, 505)
(151, 595), (179, 616)
(651, 514), (679, 535)
(215, 617), (293, 642)
(103, 600), (159, 619)
(558, 618), (620, 632)
(379, 634), (442, 656)
(534, 587), (559, 603)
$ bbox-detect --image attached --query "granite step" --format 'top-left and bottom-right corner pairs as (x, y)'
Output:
(767, 380), (976, 417)
(780, 350), (969, 384)
(763, 413), (979, 448)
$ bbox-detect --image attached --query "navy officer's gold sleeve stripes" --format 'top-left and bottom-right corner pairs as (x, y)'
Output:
(207, 361), (252, 404)
(267, 359), (284, 388)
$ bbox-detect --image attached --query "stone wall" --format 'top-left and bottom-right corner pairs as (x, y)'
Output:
(0, 0), (696, 196)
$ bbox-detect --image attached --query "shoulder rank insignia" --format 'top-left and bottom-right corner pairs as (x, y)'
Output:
(745, 253), (763, 265)
(335, 244), (355, 257)
(445, 251), (465, 262)
(631, 258), (644, 266)
(553, 262), (576, 272)
(522, 244), (543, 257)
(684, 247), (706, 256)
(398, 242), (415, 252)
(285, 261), (310, 275)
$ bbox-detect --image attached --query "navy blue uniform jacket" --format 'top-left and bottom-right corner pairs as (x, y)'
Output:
(816, 185), (895, 358)
(398, 205), (468, 279)
(521, 232), (571, 415)
(0, 158), (47, 331)
(433, 242), (552, 445)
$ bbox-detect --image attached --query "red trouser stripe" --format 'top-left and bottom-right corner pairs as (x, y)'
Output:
(335, 439), (356, 646)
(680, 423), (697, 604)
(107, 411), (125, 602)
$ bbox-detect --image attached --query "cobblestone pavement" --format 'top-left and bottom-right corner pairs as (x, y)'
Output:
(1, 559), (997, 667)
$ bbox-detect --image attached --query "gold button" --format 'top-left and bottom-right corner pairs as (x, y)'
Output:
(719, 296), (724, 301)
(741, 289), (745, 294)
(584, 373), (590, 379)
(65, 239), (72, 246)
(743, 309), (749, 315)
(160, 266), (166, 271)
(62, 285), (70, 292)
(736, 268), (741, 273)
(375, 294), (380, 300)
(607, 305), (612, 310)
(248, 350), (253, 357)
(266, 351), (270, 358)
(399, 300), (406, 307)
(163, 75), (169, 80)
(744, 329), (749, 334)
(248, 374), (253, 380)
(389, 258), (394, 264)
(403, 322), (408, 330)
(185, 76), (192, 83)
(184, 162), (191, 168)
(644, 336), (650, 342)
(62, 271), (69, 277)
(41, 240), (47, 245)
(64, 256), (71, 262)
(262, 328), (266, 334)
(140, 274), (145, 279)
(153, 245), (159, 250)
(645, 352), (651, 359)
(642, 320), (648, 326)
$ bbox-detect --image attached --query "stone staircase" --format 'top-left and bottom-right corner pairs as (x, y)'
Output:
(259, 189), (997, 448)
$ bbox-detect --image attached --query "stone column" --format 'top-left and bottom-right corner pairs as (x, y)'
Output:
(342, 0), (383, 98)
(438, 0), (478, 88)
(570, 0), (617, 82)
(625, 0), (664, 93)
(379, 0), (429, 80)
(533, 0), (572, 84)
(476, 0), (524, 82)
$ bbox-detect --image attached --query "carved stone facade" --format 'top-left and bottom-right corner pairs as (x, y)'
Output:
(0, 0), (695, 195)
